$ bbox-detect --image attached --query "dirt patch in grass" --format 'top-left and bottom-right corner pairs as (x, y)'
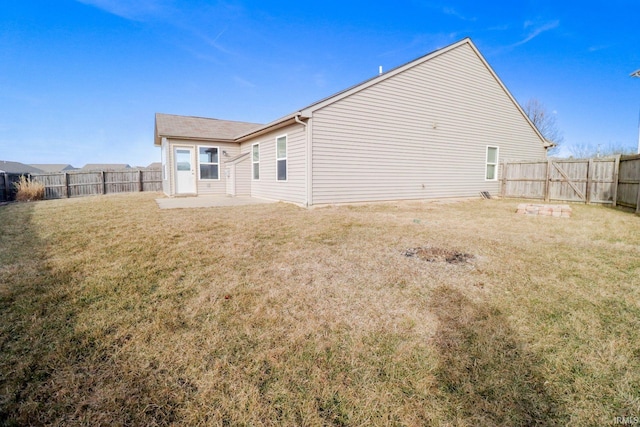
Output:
(402, 245), (474, 264)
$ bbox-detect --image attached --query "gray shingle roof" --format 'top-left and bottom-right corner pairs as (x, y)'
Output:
(81, 164), (131, 171)
(29, 164), (76, 172)
(0, 161), (45, 174)
(155, 113), (262, 145)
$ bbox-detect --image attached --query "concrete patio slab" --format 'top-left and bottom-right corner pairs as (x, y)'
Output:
(155, 195), (277, 209)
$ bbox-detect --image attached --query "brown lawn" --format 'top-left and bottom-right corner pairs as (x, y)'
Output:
(0, 193), (639, 426)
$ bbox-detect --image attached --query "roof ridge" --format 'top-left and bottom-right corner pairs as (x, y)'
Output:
(155, 112), (262, 126)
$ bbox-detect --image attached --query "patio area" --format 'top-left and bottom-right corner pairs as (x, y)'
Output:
(155, 195), (277, 209)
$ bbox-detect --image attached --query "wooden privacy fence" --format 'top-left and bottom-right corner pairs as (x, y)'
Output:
(0, 173), (26, 203)
(616, 155), (640, 211)
(1, 169), (162, 202)
(501, 154), (640, 212)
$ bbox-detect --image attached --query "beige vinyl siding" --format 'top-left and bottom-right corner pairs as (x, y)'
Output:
(196, 142), (234, 195)
(165, 139), (241, 196)
(165, 139), (179, 196)
(240, 123), (306, 205)
(235, 155), (251, 196)
(310, 42), (546, 204)
(161, 138), (170, 195)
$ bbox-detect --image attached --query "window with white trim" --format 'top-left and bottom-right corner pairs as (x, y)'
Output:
(198, 146), (219, 180)
(276, 135), (287, 181)
(252, 144), (260, 180)
(486, 146), (499, 180)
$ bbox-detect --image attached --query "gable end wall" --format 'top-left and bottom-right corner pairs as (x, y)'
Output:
(310, 42), (546, 204)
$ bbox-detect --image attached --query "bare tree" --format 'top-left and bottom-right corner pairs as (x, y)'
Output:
(567, 141), (636, 159)
(523, 98), (564, 154)
(598, 142), (636, 156)
(566, 143), (593, 159)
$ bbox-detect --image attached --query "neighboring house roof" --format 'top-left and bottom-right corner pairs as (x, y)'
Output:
(0, 161), (45, 174)
(146, 162), (162, 169)
(29, 164), (76, 172)
(154, 37), (547, 149)
(154, 113), (263, 146)
(81, 164), (131, 171)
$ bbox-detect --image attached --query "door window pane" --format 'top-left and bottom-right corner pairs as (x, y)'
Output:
(176, 150), (191, 171)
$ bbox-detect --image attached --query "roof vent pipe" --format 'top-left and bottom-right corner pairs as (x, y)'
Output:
(379, 66), (383, 75)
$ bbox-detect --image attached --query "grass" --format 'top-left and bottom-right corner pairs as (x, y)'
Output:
(1, 193), (639, 426)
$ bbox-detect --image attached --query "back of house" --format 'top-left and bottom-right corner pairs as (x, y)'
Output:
(155, 38), (548, 206)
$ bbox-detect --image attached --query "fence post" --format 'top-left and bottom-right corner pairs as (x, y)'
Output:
(138, 170), (143, 192)
(586, 158), (593, 204)
(636, 176), (640, 214)
(500, 160), (507, 198)
(2, 172), (7, 202)
(101, 171), (106, 195)
(612, 155), (620, 207)
(544, 160), (551, 202)
(64, 172), (70, 198)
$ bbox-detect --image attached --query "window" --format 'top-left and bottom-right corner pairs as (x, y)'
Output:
(252, 144), (260, 180)
(198, 146), (219, 180)
(486, 146), (499, 180)
(276, 135), (287, 181)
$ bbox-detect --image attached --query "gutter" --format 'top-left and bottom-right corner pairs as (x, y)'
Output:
(154, 135), (237, 146)
(235, 112), (310, 142)
(294, 113), (307, 128)
(294, 114), (312, 207)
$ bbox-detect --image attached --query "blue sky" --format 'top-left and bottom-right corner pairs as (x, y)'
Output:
(1, 1), (639, 167)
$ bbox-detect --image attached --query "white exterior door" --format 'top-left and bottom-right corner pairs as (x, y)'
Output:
(174, 147), (196, 194)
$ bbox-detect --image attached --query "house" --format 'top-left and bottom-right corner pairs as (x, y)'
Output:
(80, 164), (131, 171)
(154, 38), (549, 206)
(29, 164), (76, 173)
(0, 161), (45, 174)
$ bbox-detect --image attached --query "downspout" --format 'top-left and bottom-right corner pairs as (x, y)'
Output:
(161, 137), (172, 196)
(294, 114), (312, 207)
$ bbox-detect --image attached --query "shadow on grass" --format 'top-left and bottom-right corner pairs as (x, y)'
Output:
(0, 202), (58, 425)
(429, 285), (567, 426)
(0, 202), (99, 426)
(0, 202), (183, 426)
